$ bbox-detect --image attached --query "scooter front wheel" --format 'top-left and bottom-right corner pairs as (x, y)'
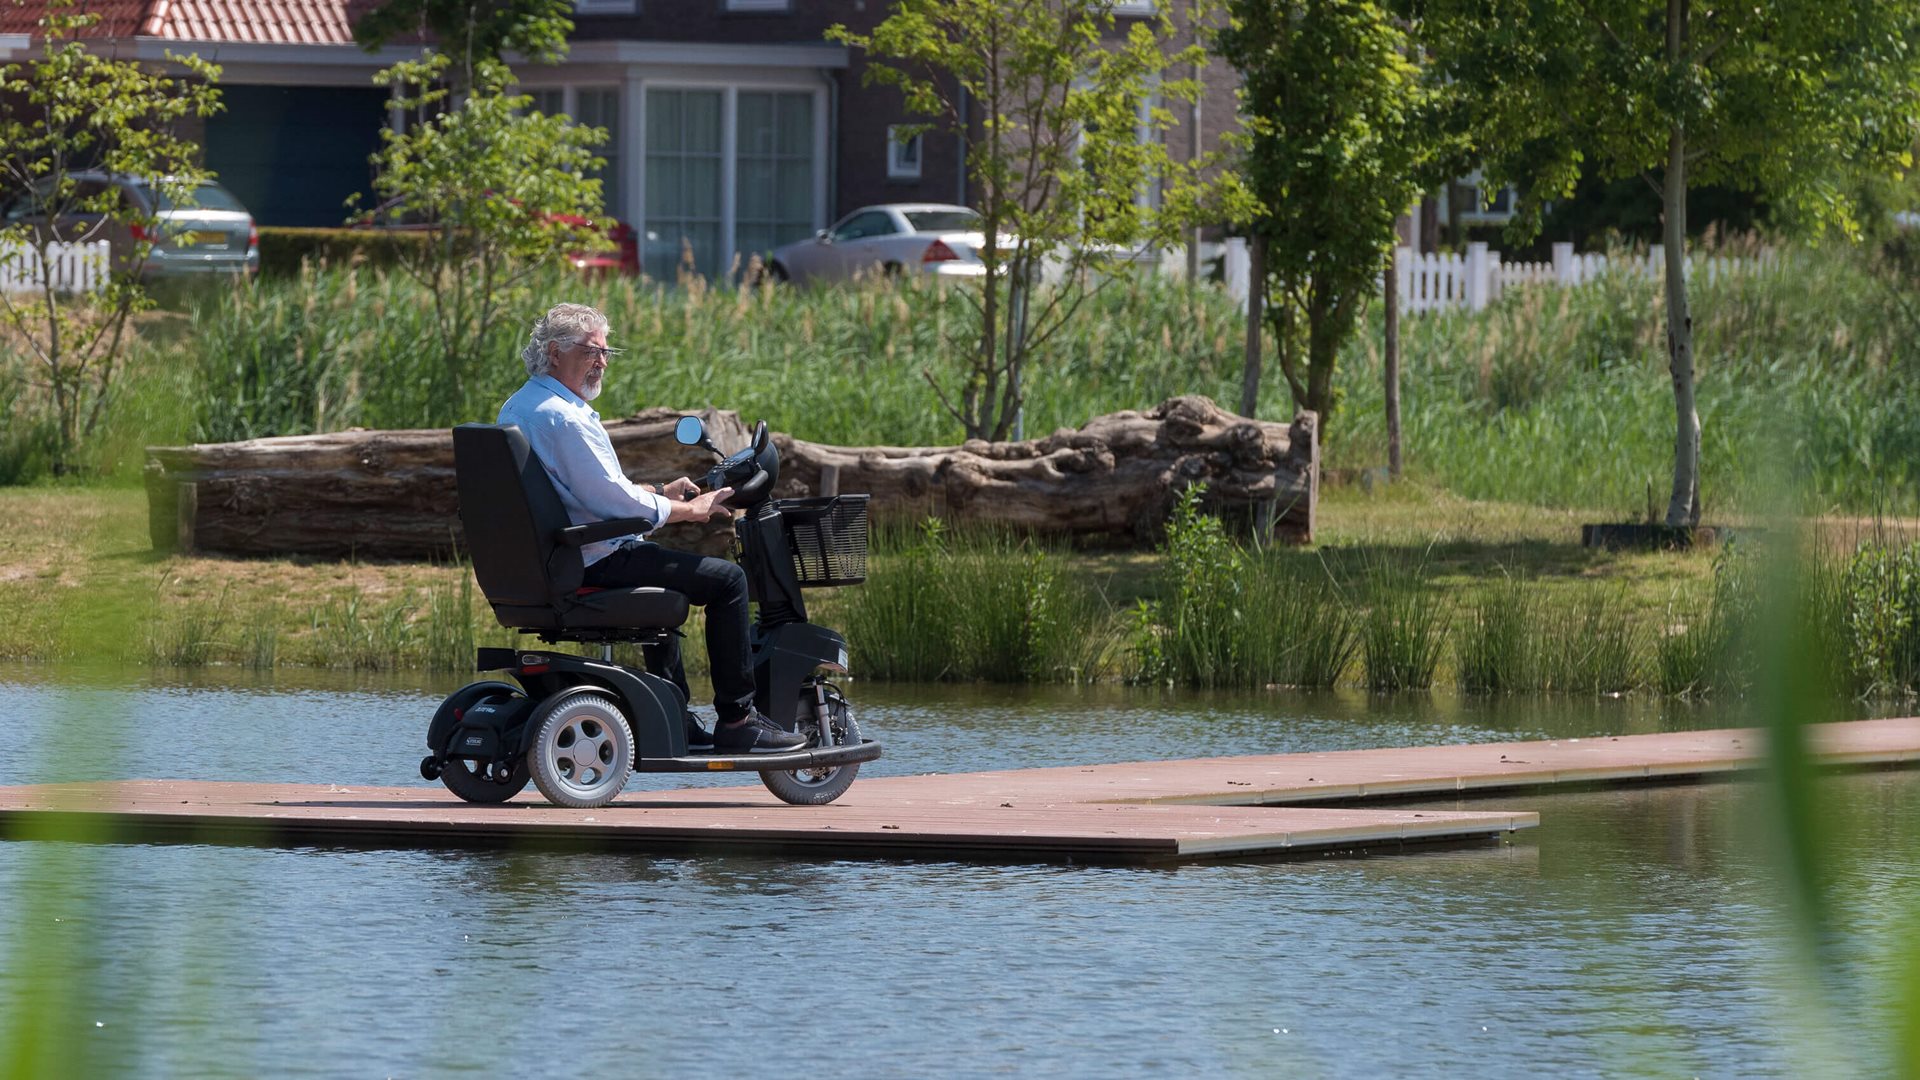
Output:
(761, 701), (861, 806)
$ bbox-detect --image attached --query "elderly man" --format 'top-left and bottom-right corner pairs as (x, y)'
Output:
(497, 302), (805, 753)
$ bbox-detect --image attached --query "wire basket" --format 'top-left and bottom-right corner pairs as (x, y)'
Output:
(773, 494), (869, 587)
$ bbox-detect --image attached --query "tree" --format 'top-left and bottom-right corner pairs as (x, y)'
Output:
(832, 1), (1252, 441)
(1416, 0), (1920, 526)
(353, 53), (607, 417)
(0, 2), (221, 475)
(352, 0), (573, 89)
(1215, 0), (1452, 437)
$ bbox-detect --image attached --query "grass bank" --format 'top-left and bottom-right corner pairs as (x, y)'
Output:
(9, 483), (1915, 704)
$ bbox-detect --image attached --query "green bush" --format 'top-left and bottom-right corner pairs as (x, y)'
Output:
(255, 227), (437, 277)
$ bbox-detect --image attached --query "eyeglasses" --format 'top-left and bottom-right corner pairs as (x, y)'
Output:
(572, 340), (624, 361)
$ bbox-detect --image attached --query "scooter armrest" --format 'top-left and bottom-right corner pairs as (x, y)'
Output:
(556, 516), (655, 547)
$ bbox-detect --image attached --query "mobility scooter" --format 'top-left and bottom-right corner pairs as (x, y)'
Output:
(421, 415), (881, 808)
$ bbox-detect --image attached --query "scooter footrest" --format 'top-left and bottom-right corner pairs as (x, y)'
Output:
(636, 739), (883, 774)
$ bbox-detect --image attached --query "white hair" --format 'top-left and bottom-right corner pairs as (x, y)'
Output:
(521, 302), (610, 378)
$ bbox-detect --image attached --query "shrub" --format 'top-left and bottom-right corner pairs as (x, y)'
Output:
(256, 228), (436, 277)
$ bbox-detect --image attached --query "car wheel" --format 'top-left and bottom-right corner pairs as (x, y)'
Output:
(769, 262), (790, 283)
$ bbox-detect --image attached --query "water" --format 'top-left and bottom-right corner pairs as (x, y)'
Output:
(2, 666), (1915, 1077)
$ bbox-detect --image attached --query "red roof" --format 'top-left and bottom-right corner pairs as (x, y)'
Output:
(0, 0), (378, 45)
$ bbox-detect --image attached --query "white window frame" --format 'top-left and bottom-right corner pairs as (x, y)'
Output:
(1113, 0), (1156, 14)
(726, 0), (790, 11)
(574, 0), (636, 14)
(887, 126), (922, 181)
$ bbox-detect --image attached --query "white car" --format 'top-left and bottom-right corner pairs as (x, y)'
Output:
(770, 204), (987, 284)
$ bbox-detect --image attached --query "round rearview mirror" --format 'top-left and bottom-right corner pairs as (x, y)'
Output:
(674, 415), (705, 446)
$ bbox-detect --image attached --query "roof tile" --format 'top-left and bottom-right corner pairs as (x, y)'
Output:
(0, 0), (380, 46)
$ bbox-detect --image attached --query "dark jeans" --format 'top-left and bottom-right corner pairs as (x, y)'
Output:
(583, 540), (754, 722)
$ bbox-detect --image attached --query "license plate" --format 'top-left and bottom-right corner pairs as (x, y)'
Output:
(183, 231), (229, 248)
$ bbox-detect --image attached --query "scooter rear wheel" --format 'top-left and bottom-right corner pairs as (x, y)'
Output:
(441, 757), (531, 804)
(527, 688), (634, 809)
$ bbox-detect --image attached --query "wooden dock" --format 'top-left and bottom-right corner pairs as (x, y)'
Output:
(0, 717), (1914, 864)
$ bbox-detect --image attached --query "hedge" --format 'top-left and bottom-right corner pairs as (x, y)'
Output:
(256, 227), (436, 277)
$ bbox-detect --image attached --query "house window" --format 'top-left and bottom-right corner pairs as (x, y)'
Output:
(574, 87), (622, 218)
(573, 0), (635, 14)
(527, 87), (622, 218)
(1079, 90), (1159, 226)
(734, 91), (817, 264)
(1113, 0), (1155, 14)
(645, 89), (724, 280)
(887, 126), (921, 180)
(1449, 169), (1519, 226)
(725, 0), (790, 10)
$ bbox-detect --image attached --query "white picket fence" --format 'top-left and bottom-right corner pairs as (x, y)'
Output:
(1222, 238), (1772, 316)
(0, 239), (111, 294)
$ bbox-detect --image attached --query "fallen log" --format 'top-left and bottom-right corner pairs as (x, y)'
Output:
(143, 396), (1317, 559)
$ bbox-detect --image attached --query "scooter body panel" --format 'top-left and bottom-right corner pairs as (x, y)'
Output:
(478, 649), (688, 759)
(752, 622), (848, 729)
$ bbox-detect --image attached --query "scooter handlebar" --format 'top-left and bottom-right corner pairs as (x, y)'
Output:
(734, 468), (773, 501)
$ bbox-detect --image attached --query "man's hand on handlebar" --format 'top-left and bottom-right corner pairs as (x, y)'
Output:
(660, 476), (700, 501)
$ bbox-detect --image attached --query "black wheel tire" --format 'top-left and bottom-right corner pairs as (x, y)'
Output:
(881, 261), (903, 278)
(769, 262), (790, 283)
(526, 689), (634, 809)
(441, 755), (531, 803)
(760, 698), (861, 806)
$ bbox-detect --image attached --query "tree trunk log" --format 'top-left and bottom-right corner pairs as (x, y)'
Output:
(144, 396), (1317, 560)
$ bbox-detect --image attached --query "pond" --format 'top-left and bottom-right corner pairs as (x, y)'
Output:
(1, 666), (1915, 1077)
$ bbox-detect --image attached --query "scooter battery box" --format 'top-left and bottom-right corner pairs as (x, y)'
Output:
(450, 696), (534, 759)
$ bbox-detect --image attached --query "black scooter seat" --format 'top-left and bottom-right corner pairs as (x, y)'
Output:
(636, 739), (883, 774)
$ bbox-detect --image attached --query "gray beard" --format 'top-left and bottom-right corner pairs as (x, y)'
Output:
(580, 376), (603, 402)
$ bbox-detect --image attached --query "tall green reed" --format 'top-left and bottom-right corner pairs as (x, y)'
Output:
(1455, 575), (1539, 693)
(840, 520), (1112, 683)
(1141, 489), (1358, 689)
(1537, 588), (1645, 695)
(1357, 550), (1449, 692)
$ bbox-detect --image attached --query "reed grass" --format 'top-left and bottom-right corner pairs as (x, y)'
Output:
(1357, 550), (1450, 692)
(15, 240), (1903, 519)
(242, 603), (281, 671)
(423, 572), (478, 674)
(1455, 575), (1540, 694)
(144, 583), (231, 668)
(1539, 589), (1646, 695)
(841, 522), (1117, 683)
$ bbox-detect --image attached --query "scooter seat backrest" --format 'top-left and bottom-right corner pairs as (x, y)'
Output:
(453, 423), (585, 610)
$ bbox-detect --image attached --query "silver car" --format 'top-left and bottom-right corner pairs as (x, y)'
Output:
(769, 203), (987, 284)
(2, 170), (258, 279)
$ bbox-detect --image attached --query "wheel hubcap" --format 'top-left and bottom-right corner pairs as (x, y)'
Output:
(543, 709), (623, 797)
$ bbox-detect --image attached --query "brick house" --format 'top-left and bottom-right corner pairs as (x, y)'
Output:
(1, 1), (1241, 277)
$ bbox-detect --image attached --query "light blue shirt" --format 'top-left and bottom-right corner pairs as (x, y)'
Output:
(497, 375), (671, 566)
